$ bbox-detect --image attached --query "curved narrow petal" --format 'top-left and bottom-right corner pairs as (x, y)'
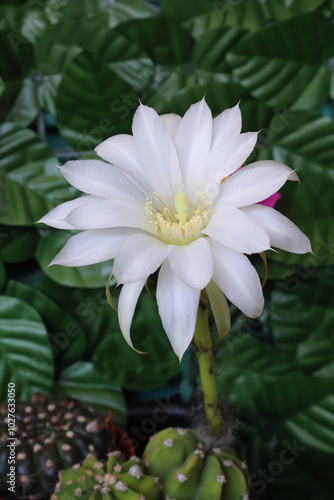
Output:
(60, 159), (147, 203)
(113, 233), (170, 284)
(49, 228), (133, 267)
(242, 205), (312, 254)
(157, 260), (200, 361)
(168, 237), (213, 289)
(37, 195), (101, 229)
(174, 98), (212, 187)
(209, 239), (264, 318)
(65, 199), (152, 232)
(94, 134), (152, 193)
(118, 279), (146, 351)
(161, 113), (182, 139)
(202, 206), (271, 254)
(216, 160), (299, 208)
(132, 103), (181, 199)
(211, 103), (242, 150)
(207, 132), (258, 180)
(206, 280), (231, 339)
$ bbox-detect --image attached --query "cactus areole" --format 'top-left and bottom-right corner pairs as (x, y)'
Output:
(0, 393), (133, 500)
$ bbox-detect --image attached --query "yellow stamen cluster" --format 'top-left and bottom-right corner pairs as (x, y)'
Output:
(146, 191), (211, 245)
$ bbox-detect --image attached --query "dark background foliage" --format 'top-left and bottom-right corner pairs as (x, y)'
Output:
(0, 1), (334, 498)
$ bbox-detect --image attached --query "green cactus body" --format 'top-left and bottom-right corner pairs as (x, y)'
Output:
(52, 452), (162, 500)
(0, 394), (123, 500)
(143, 428), (250, 500)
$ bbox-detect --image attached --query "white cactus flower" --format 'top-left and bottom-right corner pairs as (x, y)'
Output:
(39, 99), (311, 360)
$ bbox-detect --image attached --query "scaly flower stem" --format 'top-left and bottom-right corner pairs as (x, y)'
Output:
(193, 302), (224, 437)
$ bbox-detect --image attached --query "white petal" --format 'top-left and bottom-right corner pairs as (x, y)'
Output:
(132, 103), (181, 199)
(113, 233), (170, 284)
(50, 229), (132, 267)
(118, 279), (146, 351)
(65, 199), (152, 232)
(161, 113), (182, 139)
(216, 160), (299, 208)
(207, 132), (258, 180)
(174, 98), (212, 187)
(209, 239), (264, 318)
(211, 103), (242, 150)
(242, 205), (312, 254)
(157, 260), (200, 361)
(59, 159), (147, 203)
(37, 195), (101, 229)
(206, 280), (231, 339)
(168, 237), (213, 289)
(203, 206), (271, 253)
(95, 134), (152, 192)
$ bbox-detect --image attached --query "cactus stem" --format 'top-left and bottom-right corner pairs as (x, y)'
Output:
(193, 304), (225, 438)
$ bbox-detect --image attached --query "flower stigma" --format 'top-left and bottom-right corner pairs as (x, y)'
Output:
(146, 190), (211, 245)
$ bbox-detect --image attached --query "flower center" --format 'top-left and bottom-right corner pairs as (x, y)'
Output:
(146, 191), (211, 245)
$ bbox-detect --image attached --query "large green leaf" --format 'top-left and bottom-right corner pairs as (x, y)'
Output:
(56, 361), (126, 425)
(4, 280), (87, 368)
(116, 16), (194, 65)
(36, 278), (119, 351)
(268, 270), (334, 372)
(226, 14), (334, 110)
(192, 26), (246, 73)
(93, 292), (182, 391)
(35, 14), (154, 115)
(161, 0), (212, 21)
(0, 123), (77, 225)
(265, 0), (327, 21)
(281, 394), (334, 453)
(0, 30), (39, 124)
(258, 112), (334, 267)
(0, 295), (54, 402)
(146, 69), (244, 117)
(0, 226), (40, 262)
(212, 0), (268, 31)
(36, 230), (113, 288)
(55, 50), (134, 150)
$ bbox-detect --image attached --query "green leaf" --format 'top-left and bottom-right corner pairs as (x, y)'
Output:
(0, 262), (5, 293)
(0, 30), (40, 124)
(281, 394), (334, 453)
(55, 50), (134, 150)
(0, 226), (40, 262)
(93, 292), (182, 391)
(213, 0), (268, 31)
(0, 123), (77, 225)
(146, 69), (244, 117)
(161, 0), (212, 21)
(36, 278), (119, 351)
(254, 375), (334, 422)
(56, 361), (126, 426)
(117, 16), (194, 65)
(4, 280), (87, 368)
(0, 295), (54, 402)
(36, 230), (113, 288)
(226, 14), (334, 110)
(192, 26), (246, 73)
(265, 0), (326, 21)
(268, 270), (334, 372)
(258, 111), (334, 267)
(214, 329), (300, 413)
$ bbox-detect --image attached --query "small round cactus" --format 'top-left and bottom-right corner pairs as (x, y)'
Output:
(0, 393), (127, 500)
(51, 452), (163, 499)
(143, 427), (250, 500)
